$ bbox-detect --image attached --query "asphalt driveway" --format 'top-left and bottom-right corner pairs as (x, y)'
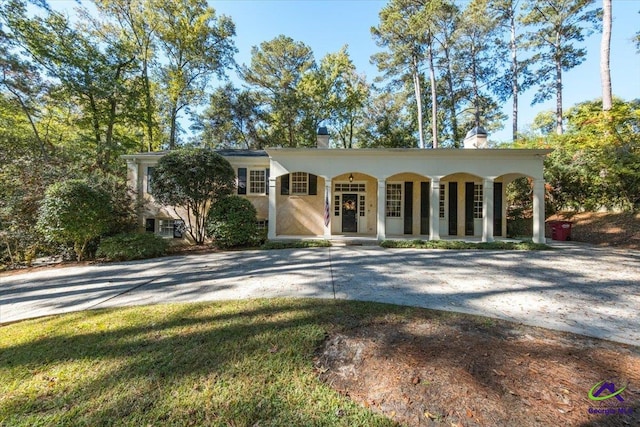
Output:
(1, 244), (638, 346)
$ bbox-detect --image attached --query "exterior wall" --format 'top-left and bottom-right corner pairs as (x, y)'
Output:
(276, 175), (324, 236)
(385, 172), (429, 236)
(122, 152), (269, 241)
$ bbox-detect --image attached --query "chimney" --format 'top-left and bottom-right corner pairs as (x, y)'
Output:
(316, 126), (329, 148)
(463, 126), (488, 149)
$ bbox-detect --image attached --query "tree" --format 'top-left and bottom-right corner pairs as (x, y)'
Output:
(520, 0), (601, 135)
(150, 148), (235, 244)
(300, 46), (369, 148)
(600, 0), (612, 111)
(357, 88), (416, 148)
(154, 0), (236, 149)
(371, 0), (431, 148)
(241, 35), (316, 147)
(194, 83), (264, 149)
(36, 180), (113, 261)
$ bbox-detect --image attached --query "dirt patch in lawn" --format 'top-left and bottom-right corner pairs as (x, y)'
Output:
(315, 314), (640, 427)
(547, 211), (640, 250)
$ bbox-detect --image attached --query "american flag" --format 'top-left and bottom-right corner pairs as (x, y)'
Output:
(324, 193), (330, 227)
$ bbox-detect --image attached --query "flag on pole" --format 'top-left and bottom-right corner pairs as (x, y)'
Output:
(324, 193), (330, 227)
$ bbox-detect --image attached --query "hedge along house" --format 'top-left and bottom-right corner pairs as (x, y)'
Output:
(123, 129), (551, 244)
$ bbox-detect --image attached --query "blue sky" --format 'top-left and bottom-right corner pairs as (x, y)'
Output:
(49, 0), (640, 143)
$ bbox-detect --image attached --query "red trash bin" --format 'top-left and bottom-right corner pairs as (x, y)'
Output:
(549, 220), (572, 241)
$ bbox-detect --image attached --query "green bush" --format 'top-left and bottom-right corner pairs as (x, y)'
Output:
(206, 196), (259, 249)
(37, 180), (113, 261)
(97, 233), (168, 261)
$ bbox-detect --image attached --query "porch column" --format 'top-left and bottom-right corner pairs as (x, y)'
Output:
(267, 176), (277, 239)
(376, 178), (386, 240)
(429, 177), (440, 240)
(324, 178), (332, 238)
(532, 178), (546, 244)
(482, 178), (494, 242)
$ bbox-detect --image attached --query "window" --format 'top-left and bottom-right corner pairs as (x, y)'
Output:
(158, 219), (184, 238)
(334, 195), (340, 216)
(146, 167), (155, 193)
(249, 170), (266, 194)
(474, 183), (483, 219)
(334, 183), (366, 192)
(386, 183), (402, 217)
(439, 184), (446, 219)
(291, 172), (308, 195)
(359, 195), (366, 217)
(256, 219), (268, 229)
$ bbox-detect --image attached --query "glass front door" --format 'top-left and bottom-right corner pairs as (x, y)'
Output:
(341, 193), (358, 232)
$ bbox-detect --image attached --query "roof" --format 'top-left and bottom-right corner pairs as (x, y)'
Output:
(121, 149), (268, 160)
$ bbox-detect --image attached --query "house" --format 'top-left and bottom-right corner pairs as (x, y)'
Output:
(123, 129), (551, 244)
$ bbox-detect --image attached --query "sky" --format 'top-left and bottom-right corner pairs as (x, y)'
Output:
(49, 0), (640, 143)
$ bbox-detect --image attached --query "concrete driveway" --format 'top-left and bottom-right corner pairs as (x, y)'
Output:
(1, 244), (638, 346)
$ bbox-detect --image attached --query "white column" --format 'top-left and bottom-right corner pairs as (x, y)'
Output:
(376, 179), (386, 240)
(532, 178), (546, 244)
(324, 178), (332, 238)
(482, 178), (494, 242)
(429, 177), (440, 240)
(267, 176), (277, 240)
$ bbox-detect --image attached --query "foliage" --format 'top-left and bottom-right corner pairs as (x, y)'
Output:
(240, 35), (317, 147)
(261, 239), (332, 250)
(520, 0), (601, 135)
(36, 180), (113, 261)
(517, 99), (640, 212)
(96, 232), (168, 261)
(151, 148), (235, 244)
(205, 195), (259, 249)
(153, 0), (237, 148)
(379, 239), (551, 250)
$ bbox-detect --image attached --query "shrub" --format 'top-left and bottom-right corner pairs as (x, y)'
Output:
(206, 196), (259, 249)
(97, 233), (168, 261)
(37, 180), (112, 261)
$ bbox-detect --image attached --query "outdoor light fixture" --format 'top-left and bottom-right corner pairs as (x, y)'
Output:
(349, 173), (354, 182)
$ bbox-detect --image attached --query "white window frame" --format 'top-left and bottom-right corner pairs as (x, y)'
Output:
(291, 172), (309, 195)
(158, 219), (175, 238)
(386, 183), (402, 218)
(146, 166), (155, 194)
(474, 183), (483, 219)
(248, 169), (266, 195)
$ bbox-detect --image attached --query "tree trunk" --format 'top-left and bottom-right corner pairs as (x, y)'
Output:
(600, 0), (612, 111)
(554, 34), (563, 135)
(428, 43), (438, 149)
(510, 10), (518, 142)
(169, 104), (178, 149)
(412, 56), (425, 149)
(142, 56), (154, 150)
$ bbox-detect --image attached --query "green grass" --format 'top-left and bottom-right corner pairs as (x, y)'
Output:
(261, 239), (332, 250)
(379, 239), (552, 250)
(0, 299), (404, 427)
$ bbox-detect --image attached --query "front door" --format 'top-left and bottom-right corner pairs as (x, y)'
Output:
(342, 193), (358, 232)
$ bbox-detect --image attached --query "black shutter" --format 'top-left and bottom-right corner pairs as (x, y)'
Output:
(448, 182), (458, 236)
(237, 168), (247, 195)
(494, 182), (503, 236)
(465, 182), (474, 236)
(281, 174), (290, 195)
(420, 182), (430, 235)
(265, 168), (270, 195)
(308, 174), (318, 195)
(145, 218), (155, 233)
(404, 181), (413, 234)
